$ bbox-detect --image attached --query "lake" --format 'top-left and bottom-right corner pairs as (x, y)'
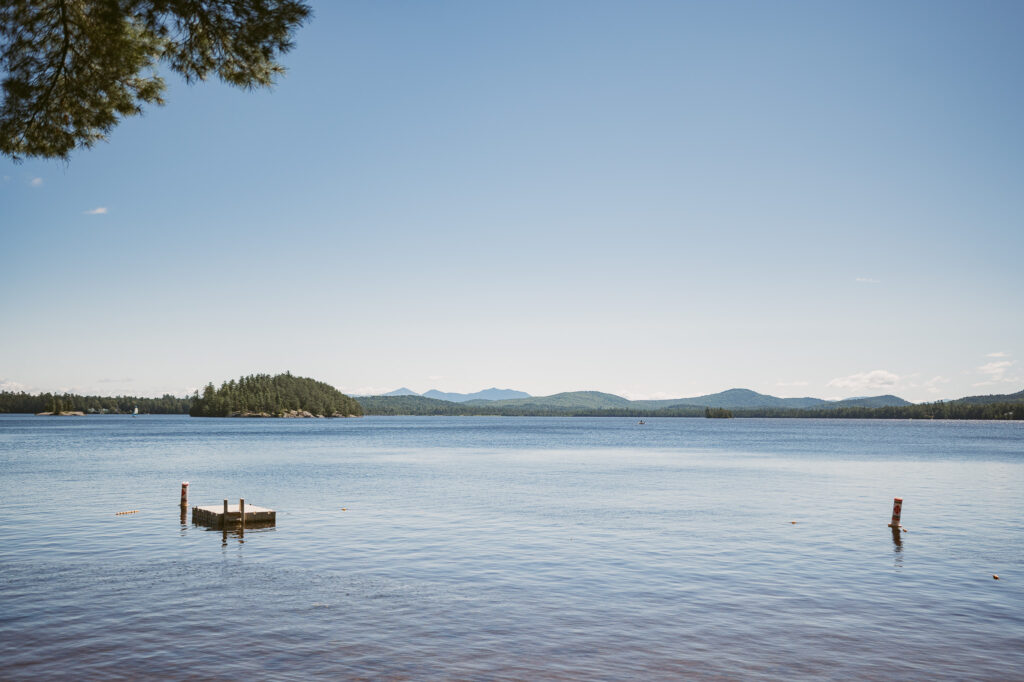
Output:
(0, 415), (1022, 679)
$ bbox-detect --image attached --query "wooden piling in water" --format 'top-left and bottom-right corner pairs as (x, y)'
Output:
(888, 497), (903, 528)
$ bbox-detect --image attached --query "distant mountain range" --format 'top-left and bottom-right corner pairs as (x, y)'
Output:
(460, 388), (911, 411)
(354, 386), (1024, 418)
(363, 386), (1024, 413)
(383, 387), (420, 397)
(363, 387), (913, 411)
(379, 387), (532, 402)
(424, 388), (531, 402)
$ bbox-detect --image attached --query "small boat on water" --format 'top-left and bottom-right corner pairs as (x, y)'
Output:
(638, 420), (646, 425)
(133, 406), (139, 417)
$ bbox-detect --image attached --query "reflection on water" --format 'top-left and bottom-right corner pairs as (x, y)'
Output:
(891, 525), (903, 549)
(891, 526), (904, 569)
(214, 524), (276, 545)
(0, 415), (1021, 680)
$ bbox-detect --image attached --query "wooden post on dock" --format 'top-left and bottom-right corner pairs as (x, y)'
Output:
(223, 499), (228, 529)
(888, 497), (903, 528)
(180, 481), (189, 507)
(239, 498), (245, 533)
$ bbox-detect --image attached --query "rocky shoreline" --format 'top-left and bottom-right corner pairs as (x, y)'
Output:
(36, 411), (86, 416)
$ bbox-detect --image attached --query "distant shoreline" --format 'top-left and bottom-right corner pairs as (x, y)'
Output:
(2, 413), (1021, 422)
(4, 383), (1022, 421)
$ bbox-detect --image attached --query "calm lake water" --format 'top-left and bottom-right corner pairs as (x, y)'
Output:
(1, 415), (1022, 680)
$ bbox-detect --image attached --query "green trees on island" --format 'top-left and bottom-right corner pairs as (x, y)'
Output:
(188, 372), (362, 417)
(705, 407), (734, 418)
(0, 372), (361, 417)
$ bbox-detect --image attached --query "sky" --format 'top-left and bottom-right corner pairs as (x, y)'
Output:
(2, 0), (1022, 403)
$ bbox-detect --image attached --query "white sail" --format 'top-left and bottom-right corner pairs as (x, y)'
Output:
(133, 406), (138, 416)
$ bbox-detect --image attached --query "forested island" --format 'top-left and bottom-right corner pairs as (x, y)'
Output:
(189, 373), (362, 418)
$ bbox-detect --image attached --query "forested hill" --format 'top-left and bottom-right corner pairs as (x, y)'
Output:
(357, 390), (1022, 419)
(953, 389), (1024, 405)
(189, 373), (362, 418)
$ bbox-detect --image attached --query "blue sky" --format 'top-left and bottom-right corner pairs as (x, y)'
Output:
(2, 0), (1022, 402)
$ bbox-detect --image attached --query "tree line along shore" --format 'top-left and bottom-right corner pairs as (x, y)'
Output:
(1, 375), (1021, 420)
(355, 396), (1021, 420)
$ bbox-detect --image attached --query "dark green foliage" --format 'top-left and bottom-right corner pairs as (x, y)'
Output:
(1, 0), (310, 160)
(705, 407), (733, 418)
(0, 391), (190, 413)
(188, 372), (362, 417)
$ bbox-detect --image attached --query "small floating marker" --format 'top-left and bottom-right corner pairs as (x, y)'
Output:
(790, 521), (797, 524)
(993, 575), (1000, 580)
(887, 497), (903, 528)
(341, 508), (347, 511)
(115, 510), (139, 516)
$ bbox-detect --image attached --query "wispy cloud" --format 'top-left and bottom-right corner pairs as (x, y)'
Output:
(855, 277), (880, 284)
(923, 376), (950, 394)
(84, 207), (108, 215)
(30, 177), (43, 187)
(827, 369), (900, 391)
(977, 360), (1014, 382)
(970, 352), (1021, 387)
(0, 379), (26, 392)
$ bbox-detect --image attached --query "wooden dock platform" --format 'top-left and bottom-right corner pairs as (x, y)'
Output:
(192, 502), (276, 528)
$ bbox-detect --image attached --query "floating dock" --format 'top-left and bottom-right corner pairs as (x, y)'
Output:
(192, 501), (276, 528)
